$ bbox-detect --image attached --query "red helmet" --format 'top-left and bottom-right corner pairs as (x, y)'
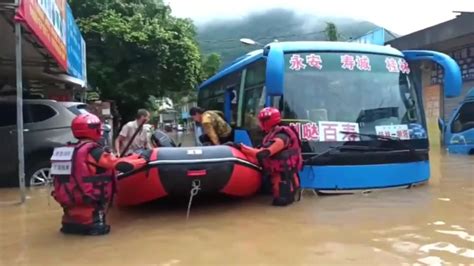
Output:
(71, 113), (103, 141)
(258, 107), (281, 132)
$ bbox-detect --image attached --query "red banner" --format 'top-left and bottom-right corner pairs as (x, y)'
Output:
(15, 0), (67, 71)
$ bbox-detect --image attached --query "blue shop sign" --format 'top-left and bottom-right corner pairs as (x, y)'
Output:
(66, 3), (85, 82)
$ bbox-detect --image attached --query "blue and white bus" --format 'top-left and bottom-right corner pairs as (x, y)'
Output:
(196, 41), (462, 192)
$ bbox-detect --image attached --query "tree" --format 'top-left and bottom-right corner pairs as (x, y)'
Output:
(201, 53), (222, 80)
(323, 22), (342, 41)
(69, 0), (203, 122)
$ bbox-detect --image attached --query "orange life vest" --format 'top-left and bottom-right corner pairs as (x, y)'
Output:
(51, 141), (115, 207)
(261, 125), (303, 174)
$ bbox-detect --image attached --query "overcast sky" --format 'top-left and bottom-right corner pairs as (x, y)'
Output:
(168, 0), (473, 35)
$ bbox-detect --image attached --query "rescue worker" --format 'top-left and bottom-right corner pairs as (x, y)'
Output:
(51, 113), (117, 236)
(232, 107), (303, 206)
(190, 107), (232, 146)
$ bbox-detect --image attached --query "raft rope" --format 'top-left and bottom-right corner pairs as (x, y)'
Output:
(186, 179), (201, 220)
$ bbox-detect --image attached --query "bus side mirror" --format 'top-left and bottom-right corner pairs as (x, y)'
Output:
(402, 50), (462, 98)
(265, 43), (284, 96)
(438, 118), (445, 132)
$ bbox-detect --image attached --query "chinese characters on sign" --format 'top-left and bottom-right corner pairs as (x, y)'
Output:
(290, 122), (413, 141)
(51, 147), (75, 161)
(306, 54), (323, 69)
(340, 54), (356, 70)
(51, 162), (73, 175)
(385, 57), (411, 74)
(302, 122), (319, 140)
(288, 121), (360, 142)
(51, 146), (74, 175)
(355, 55), (371, 71)
(385, 57), (399, 72)
(289, 54), (324, 71)
(320, 122), (338, 141)
(398, 59), (411, 74)
(375, 125), (411, 140)
(16, 0), (87, 79)
(318, 121), (360, 142)
(289, 54), (306, 71)
(38, 0), (66, 42)
(289, 123), (301, 136)
(66, 3), (86, 81)
(16, 0), (67, 71)
(341, 55), (372, 71)
(289, 122), (319, 141)
(288, 53), (412, 74)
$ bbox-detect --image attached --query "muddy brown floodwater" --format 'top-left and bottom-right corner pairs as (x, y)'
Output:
(1, 132), (473, 265)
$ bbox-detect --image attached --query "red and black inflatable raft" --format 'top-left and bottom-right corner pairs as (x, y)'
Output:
(115, 145), (262, 207)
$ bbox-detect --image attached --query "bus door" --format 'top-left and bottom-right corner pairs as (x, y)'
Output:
(403, 50), (462, 148)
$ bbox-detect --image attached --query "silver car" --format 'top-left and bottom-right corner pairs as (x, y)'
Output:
(0, 99), (90, 187)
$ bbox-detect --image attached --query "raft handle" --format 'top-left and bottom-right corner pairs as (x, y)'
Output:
(187, 169), (207, 177)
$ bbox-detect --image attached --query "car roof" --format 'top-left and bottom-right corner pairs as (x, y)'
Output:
(59, 101), (87, 108)
(0, 98), (85, 106)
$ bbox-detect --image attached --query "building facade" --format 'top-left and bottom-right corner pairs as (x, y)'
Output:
(386, 11), (474, 146)
(386, 11), (474, 123)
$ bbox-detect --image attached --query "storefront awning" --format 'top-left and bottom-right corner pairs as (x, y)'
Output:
(0, 0), (88, 204)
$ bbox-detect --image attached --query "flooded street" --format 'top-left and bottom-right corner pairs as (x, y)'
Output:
(1, 132), (473, 265)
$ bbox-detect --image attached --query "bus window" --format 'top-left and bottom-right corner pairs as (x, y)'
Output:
(237, 59), (267, 145)
(242, 86), (266, 144)
(244, 60), (265, 88)
(243, 87), (266, 128)
(271, 96), (283, 110)
(229, 88), (238, 126)
(198, 86), (225, 112)
(241, 58), (266, 126)
(451, 102), (474, 133)
(199, 71), (242, 122)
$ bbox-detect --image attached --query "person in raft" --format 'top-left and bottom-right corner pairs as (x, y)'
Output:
(229, 107), (303, 206)
(190, 106), (232, 146)
(50, 113), (118, 235)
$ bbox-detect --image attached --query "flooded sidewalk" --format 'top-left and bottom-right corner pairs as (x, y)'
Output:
(0, 138), (473, 265)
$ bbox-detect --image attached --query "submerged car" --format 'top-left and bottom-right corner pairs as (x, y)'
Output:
(0, 99), (92, 187)
(439, 88), (474, 155)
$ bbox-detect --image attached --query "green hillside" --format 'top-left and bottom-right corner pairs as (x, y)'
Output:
(197, 9), (381, 65)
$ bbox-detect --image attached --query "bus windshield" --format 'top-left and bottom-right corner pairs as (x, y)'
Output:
(282, 52), (426, 143)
